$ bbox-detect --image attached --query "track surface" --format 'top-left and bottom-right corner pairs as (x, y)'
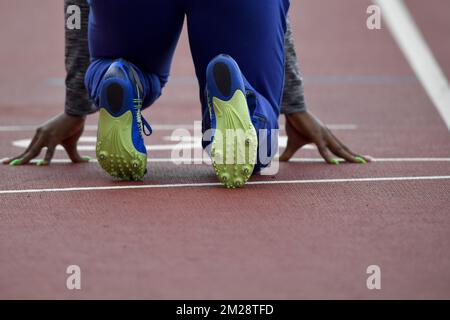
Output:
(0, 1), (449, 299)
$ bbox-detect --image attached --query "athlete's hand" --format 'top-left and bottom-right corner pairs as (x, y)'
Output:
(2, 113), (90, 166)
(280, 111), (371, 164)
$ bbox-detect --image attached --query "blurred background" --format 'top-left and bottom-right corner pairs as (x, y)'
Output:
(0, 0), (449, 299)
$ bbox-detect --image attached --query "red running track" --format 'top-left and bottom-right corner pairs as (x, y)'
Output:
(0, 0), (449, 299)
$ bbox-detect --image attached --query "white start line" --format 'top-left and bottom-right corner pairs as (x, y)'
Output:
(10, 135), (312, 152)
(9, 157), (450, 164)
(0, 175), (450, 195)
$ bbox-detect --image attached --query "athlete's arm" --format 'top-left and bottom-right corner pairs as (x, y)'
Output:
(2, 113), (88, 166)
(281, 19), (306, 115)
(280, 111), (371, 164)
(2, 1), (92, 166)
(65, 0), (95, 116)
(280, 20), (371, 164)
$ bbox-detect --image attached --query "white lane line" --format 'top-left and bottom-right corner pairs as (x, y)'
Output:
(1, 175), (450, 195)
(374, 0), (450, 131)
(0, 124), (358, 132)
(293, 157), (450, 162)
(10, 136), (315, 151)
(14, 157), (450, 164)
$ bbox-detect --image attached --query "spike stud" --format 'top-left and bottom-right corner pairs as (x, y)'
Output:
(131, 159), (140, 169)
(234, 178), (243, 188)
(220, 173), (230, 182)
(99, 151), (108, 160)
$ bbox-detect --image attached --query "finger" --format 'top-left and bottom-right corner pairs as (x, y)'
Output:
(63, 141), (89, 163)
(326, 135), (360, 163)
(326, 129), (358, 157)
(279, 149), (295, 162)
(328, 130), (372, 163)
(1, 157), (14, 165)
(317, 142), (339, 165)
(37, 145), (56, 166)
(2, 157), (21, 165)
(62, 126), (90, 164)
(3, 132), (40, 164)
(279, 141), (299, 162)
(19, 137), (45, 165)
(3, 153), (25, 164)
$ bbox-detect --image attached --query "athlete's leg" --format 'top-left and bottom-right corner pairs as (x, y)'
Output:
(86, 0), (185, 108)
(85, 58), (162, 111)
(84, 0), (185, 180)
(187, 0), (289, 185)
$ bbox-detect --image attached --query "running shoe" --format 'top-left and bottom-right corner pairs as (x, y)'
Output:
(95, 59), (152, 181)
(205, 55), (258, 188)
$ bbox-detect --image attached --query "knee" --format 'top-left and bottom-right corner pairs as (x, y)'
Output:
(206, 54), (245, 100)
(206, 54), (240, 80)
(85, 59), (142, 103)
(103, 59), (144, 95)
(207, 53), (235, 66)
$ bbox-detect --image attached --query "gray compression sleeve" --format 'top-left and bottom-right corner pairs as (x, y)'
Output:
(64, 0), (95, 116)
(281, 19), (307, 114)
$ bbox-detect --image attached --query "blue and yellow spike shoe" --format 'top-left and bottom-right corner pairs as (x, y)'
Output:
(95, 59), (152, 181)
(206, 55), (258, 188)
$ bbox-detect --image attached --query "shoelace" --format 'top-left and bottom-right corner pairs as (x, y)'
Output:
(134, 84), (153, 137)
(141, 116), (152, 136)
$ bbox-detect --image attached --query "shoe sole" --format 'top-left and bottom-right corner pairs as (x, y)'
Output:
(211, 90), (258, 188)
(96, 108), (147, 181)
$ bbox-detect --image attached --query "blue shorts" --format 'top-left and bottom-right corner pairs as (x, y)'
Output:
(85, 0), (290, 168)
